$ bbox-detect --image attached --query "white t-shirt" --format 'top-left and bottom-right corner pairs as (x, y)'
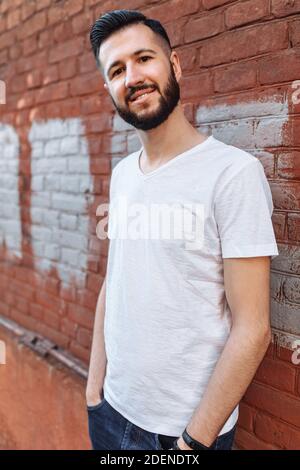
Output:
(103, 134), (279, 437)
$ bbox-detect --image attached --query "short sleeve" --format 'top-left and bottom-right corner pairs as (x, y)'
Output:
(214, 158), (279, 260)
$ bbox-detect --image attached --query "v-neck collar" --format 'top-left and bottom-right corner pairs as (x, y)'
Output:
(136, 135), (214, 179)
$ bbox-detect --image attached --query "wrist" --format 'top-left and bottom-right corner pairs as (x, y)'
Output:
(176, 436), (193, 450)
(181, 427), (216, 450)
(86, 385), (103, 402)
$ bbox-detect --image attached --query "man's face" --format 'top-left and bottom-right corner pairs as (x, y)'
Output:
(99, 24), (181, 131)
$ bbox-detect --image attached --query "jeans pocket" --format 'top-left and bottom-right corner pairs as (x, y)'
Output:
(214, 425), (237, 450)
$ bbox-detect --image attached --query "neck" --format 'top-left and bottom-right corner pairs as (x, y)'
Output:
(135, 103), (208, 163)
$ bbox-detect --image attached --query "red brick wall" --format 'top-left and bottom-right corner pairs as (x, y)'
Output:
(0, 0), (299, 449)
(237, 341), (300, 449)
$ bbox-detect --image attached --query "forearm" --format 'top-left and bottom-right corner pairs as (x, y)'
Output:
(181, 323), (271, 448)
(86, 276), (107, 400)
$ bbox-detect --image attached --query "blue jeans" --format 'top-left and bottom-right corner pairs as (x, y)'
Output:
(87, 396), (236, 450)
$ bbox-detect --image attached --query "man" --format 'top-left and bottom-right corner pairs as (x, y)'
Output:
(86, 9), (279, 451)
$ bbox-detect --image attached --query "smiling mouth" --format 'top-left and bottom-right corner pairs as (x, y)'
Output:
(129, 89), (156, 104)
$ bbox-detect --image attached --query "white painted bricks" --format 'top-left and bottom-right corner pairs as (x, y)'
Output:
(28, 118), (93, 288)
(0, 124), (22, 258)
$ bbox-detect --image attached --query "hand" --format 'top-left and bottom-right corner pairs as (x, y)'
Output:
(86, 385), (103, 407)
(168, 437), (193, 451)
(86, 395), (102, 407)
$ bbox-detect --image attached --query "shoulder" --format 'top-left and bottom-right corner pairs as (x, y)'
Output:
(112, 149), (140, 173)
(209, 136), (264, 185)
(211, 136), (259, 172)
(110, 148), (141, 181)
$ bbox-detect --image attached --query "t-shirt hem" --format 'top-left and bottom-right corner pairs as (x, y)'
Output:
(103, 385), (239, 437)
(222, 243), (279, 260)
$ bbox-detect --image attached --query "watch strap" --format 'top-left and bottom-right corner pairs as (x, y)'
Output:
(182, 428), (216, 450)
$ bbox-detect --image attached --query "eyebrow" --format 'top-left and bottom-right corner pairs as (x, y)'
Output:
(106, 49), (157, 77)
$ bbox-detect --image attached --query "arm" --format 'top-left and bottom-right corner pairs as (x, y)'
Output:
(177, 256), (272, 450)
(86, 276), (107, 406)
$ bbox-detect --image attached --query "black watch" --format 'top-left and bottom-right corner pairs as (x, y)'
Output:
(182, 428), (216, 450)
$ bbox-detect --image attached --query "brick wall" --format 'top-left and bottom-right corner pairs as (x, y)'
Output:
(0, 0), (300, 449)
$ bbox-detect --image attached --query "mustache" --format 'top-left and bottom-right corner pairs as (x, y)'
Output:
(127, 86), (157, 102)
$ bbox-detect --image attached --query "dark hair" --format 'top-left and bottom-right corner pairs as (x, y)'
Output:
(90, 9), (172, 73)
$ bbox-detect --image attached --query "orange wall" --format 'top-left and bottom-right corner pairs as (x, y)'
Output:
(0, 325), (90, 450)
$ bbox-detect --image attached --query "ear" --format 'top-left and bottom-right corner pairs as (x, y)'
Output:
(170, 50), (182, 83)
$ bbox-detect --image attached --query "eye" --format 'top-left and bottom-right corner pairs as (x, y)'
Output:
(139, 56), (152, 62)
(112, 67), (124, 78)
(111, 56), (152, 79)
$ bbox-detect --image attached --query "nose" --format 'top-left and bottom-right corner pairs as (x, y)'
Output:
(124, 64), (144, 90)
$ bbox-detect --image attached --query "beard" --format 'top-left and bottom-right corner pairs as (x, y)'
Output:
(109, 63), (180, 131)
